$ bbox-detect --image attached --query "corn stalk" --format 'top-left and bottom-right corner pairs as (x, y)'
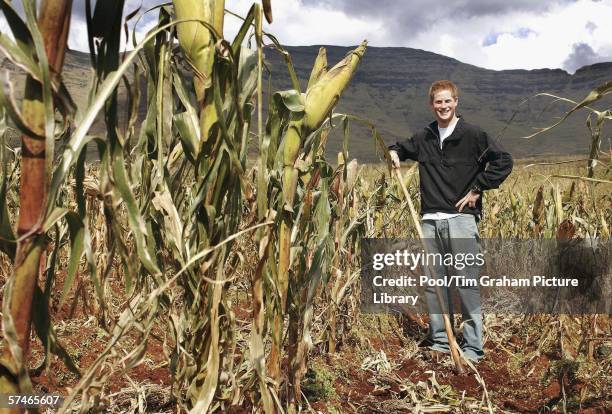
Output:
(523, 81), (612, 179)
(0, 0), (72, 408)
(262, 42), (366, 410)
(327, 156), (361, 353)
(0, 1), (371, 411)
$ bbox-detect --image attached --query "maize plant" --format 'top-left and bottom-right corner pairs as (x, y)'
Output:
(258, 42), (366, 411)
(0, 0), (73, 408)
(0, 0), (369, 411)
(524, 80), (612, 179)
(324, 156), (365, 353)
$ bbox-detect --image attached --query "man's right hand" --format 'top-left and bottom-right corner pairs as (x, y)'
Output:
(389, 150), (401, 169)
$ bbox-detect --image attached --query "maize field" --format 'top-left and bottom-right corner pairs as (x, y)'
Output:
(0, 1), (610, 413)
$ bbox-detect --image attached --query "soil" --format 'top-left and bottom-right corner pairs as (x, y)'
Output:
(1, 271), (609, 413)
(304, 317), (611, 413)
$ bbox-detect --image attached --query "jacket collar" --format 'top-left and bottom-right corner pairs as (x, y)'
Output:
(425, 115), (464, 141)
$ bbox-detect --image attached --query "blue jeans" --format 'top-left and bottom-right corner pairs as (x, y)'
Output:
(422, 215), (484, 361)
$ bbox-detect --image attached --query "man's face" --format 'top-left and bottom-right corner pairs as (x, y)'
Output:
(430, 89), (458, 126)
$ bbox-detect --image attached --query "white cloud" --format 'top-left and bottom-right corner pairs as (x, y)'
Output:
(405, 0), (612, 71)
(229, 0), (612, 71)
(224, 0), (382, 46)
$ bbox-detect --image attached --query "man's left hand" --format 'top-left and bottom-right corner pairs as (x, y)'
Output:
(456, 190), (481, 212)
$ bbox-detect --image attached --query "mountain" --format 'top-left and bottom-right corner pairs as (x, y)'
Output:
(2, 47), (611, 163)
(268, 46), (612, 162)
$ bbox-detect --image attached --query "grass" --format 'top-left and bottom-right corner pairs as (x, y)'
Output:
(302, 362), (338, 402)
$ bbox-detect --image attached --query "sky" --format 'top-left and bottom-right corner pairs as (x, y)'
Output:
(1, 0), (611, 73)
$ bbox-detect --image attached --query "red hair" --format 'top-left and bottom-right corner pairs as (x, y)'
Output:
(429, 80), (458, 102)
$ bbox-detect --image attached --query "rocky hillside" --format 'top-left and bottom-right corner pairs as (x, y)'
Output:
(268, 46), (612, 162)
(2, 46), (611, 162)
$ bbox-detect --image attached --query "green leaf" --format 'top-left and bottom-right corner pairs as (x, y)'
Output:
(89, 0), (124, 38)
(0, 171), (16, 260)
(32, 286), (81, 376)
(0, 33), (40, 80)
(275, 89), (305, 113)
(238, 48), (259, 109)
(42, 207), (69, 233)
(110, 143), (160, 276)
(0, 73), (46, 140)
(47, 18), (210, 213)
(342, 115), (349, 163)
(266, 92), (288, 171)
(174, 111), (200, 161)
(230, 4), (256, 56)
(0, 108), (15, 260)
(264, 31), (302, 93)
(0, 0), (34, 56)
(314, 176), (331, 244)
(172, 69), (200, 160)
(58, 212), (85, 308)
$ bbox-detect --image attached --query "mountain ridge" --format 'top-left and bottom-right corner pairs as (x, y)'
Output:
(2, 46), (610, 162)
(265, 45), (611, 161)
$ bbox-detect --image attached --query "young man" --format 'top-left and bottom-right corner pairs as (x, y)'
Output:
(388, 80), (513, 361)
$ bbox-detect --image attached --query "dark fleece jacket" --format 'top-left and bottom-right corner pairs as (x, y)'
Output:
(389, 117), (513, 218)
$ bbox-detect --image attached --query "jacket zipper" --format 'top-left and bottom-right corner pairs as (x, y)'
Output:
(425, 126), (443, 155)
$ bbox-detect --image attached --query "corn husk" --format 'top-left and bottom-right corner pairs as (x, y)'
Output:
(307, 47), (327, 89)
(173, 0), (224, 100)
(303, 40), (366, 132)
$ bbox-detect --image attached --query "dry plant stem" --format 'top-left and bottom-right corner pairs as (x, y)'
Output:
(251, 5), (275, 412)
(393, 168), (464, 373)
(278, 44), (366, 409)
(586, 115), (602, 178)
(0, 0), (72, 406)
(268, 126), (301, 385)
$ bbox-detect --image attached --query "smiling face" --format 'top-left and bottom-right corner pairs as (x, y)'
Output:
(430, 89), (458, 128)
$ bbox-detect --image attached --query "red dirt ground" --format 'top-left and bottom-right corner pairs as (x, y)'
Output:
(1, 273), (609, 413)
(305, 317), (610, 413)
